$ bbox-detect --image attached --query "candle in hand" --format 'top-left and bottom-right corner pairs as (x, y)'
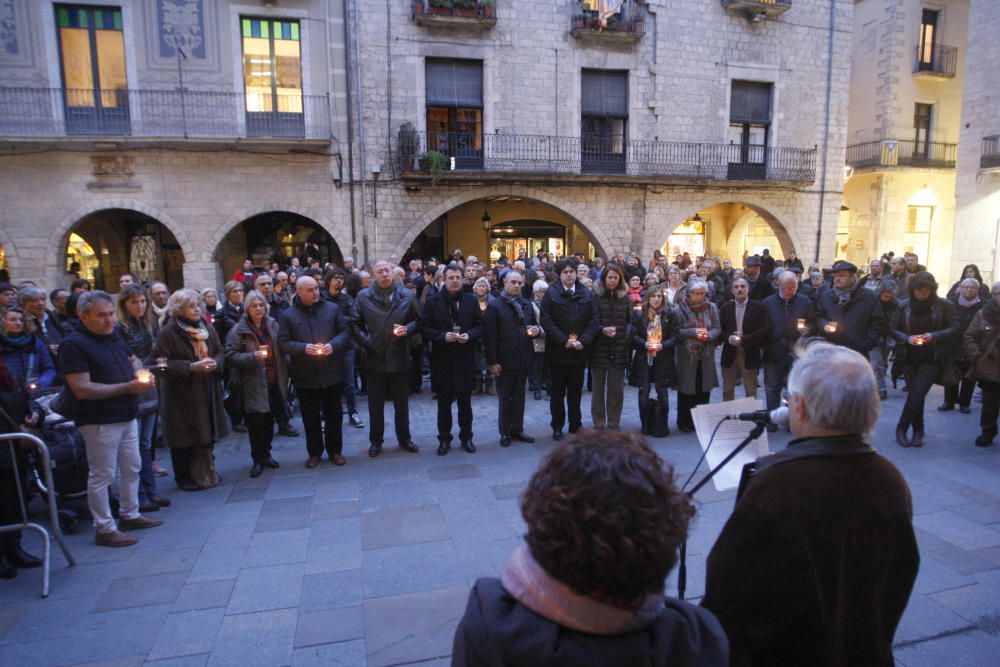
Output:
(136, 369), (153, 384)
(156, 357), (167, 369)
(825, 322), (838, 334)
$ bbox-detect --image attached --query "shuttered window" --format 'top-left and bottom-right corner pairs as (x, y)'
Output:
(426, 60), (483, 108)
(581, 70), (628, 117)
(729, 81), (772, 124)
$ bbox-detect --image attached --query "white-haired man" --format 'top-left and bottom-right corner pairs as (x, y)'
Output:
(703, 341), (918, 666)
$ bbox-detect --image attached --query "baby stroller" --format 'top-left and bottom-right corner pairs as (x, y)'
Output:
(29, 394), (89, 534)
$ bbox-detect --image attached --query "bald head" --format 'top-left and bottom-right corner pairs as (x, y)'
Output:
(777, 270), (799, 300)
(296, 276), (320, 306)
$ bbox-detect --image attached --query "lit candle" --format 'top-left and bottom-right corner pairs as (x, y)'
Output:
(136, 369), (153, 384)
(797, 318), (807, 330)
(732, 335), (742, 345)
(257, 344), (269, 359)
(825, 322), (838, 334)
(156, 357), (167, 369)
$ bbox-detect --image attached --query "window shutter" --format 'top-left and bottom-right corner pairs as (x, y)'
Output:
(730, 81), (772, 124)
(426, 60), (483, 107)
(582, 70), (628, 117)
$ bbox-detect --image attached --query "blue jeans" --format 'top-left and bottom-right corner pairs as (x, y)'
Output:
(341, 349), (358, 414)
(763, 360), (793, 411)
(136, 412), (157, 501)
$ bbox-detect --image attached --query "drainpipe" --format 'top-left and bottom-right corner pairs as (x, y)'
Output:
(340, 0), (358, 261)
(352, 0), (370, 262)
(814, 0), (837, 264)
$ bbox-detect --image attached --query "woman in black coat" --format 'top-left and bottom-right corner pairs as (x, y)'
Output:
(946, 264), (991, 302)
(632, 284), (676, 436)
(590, 264), (632, 430)
(890, 272), (958, 447)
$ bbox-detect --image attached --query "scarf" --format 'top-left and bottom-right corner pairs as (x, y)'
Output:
(151, 302), (168, 326)
(833, 278), (860, 307)
(176, 317), (209, 360)
(959, 294), (981, 308)
(678, 298), (711, 363)
(627, 286), (643, 304)
(0, 333), (33, 350)
(911, 296), (935, 315)
(376, 284), (394, 306)
(501, 544), (664, 636)
(501, 291), (525, 325)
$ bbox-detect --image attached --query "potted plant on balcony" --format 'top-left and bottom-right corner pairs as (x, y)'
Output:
(427, 0), (453, 16)
(398, 122), (420, 170)
(419, 149), (448, 185)
(480, 0), (496, 19)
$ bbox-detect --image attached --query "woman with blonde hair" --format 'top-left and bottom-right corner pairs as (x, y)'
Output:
(632, 284), (676, 436)
(152, 288), (228, 491)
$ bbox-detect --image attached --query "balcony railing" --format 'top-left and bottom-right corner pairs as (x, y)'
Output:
(913, 44), (958, 78)
(982, 135), (1000, 170)
(0, 87), (331, 140)
(571, 1), (647, 40)
(846, 138), (957, 169)
(412, 0), (496, 27)
(397, 131), (817, 182)
(720, 0), (792, 20)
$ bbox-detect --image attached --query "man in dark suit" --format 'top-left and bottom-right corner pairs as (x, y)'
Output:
(744, 255), (775, 303)
(719, 277), (769, 402)
(484, 270), (540, 447)
(762, 272), (817, 412)
(817, 260), (883, 357)
(420, 264), (483, 455)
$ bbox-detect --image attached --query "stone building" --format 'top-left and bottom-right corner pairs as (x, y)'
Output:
(842, 0), (968, 282)
(0, 0), (852, 290)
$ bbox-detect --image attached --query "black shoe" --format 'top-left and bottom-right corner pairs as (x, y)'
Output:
(2, 536), (42, 569)
(139, 500), (161, 513)
(895, 427), (911, 448)
(552, 430), (564, 441)
(975, 434), (994, 447)
(460, 440), (476, 454)
(233, 424), (248, 433)
(150, 495), (172, 508)
(349, 413), (365, 428)
(911, 429), (925, 448)
(250, 463), (264, 478)
(678, 425), (694, 433)
(399, 441), (420, 454)
(264, 457), (280, 469)
(533, 391), (543, 401)
(278, 424), (300, 437)
(437, 441), (450, 456)
(879, 389), (888, 400)
(368, 444), (382, 458)
(959, 406), (971, 414)
(512, 432), (535, 443)
(937, 403), (954, 412)
(568, 425), (581, 434)
(499, 436), (512, 448)
(0, 556), (15, 580)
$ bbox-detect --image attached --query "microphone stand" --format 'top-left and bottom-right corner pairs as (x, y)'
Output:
(677, 421), (766, 600)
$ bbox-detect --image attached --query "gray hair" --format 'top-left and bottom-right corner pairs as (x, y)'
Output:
(787, 341), (879, 435)
(76, 290), (114, 316)
(959, 278), (980, 289)
(166, 288), (201, 318)
(243, 289), (269, 316)
(778, 271), (798, 286)
(17, 286), (47, 305)
(687, 278), (709, 294)
(533, 279), (549, 293)
(473, 277), (491, 292)
(504, 270), (524, 285)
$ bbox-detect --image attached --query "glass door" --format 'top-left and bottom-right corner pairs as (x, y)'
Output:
(242, 18), (303, 137)
(56, 5), (130, 135)
(727, 123), (767, 180)
(917, 10), (939, 72)
(581, 116), (626, 174)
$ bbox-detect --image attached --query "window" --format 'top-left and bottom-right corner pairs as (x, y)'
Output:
(913, 103), (932, 160)
(581, 69), (628, 174)
(426, 59), (483, 169)
(241, 17), (303, 137)
(905, 206), (932, 265)
(728, 81), (771, 179)
(55, 4), (129, 134)
(917, 9), (939, 71)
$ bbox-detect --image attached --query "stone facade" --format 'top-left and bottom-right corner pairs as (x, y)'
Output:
(0, 0), (853, 290)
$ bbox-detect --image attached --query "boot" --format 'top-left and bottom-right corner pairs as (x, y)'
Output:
(895, 426), (911, 448)
(910, 428), (925, 448)
(2, 534), (41, 569)
(0, 552), (16, 580)
(472, 374), (483, 396)
(486, 376), (497, 396)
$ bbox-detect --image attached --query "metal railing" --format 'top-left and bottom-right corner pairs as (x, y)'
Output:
(720, 0), (793, 9)
(845, 138), (957, 169)
(571, 0), (647, 36)
(412, 0), (496, 20)
(0, 87), (331, 140)
(397, 131), (817, 181)
(983, 135), (1000, 169)
(913, 43), (958, 77)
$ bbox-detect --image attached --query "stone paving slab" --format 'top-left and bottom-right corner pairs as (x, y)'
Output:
(0, 382), (998, 665)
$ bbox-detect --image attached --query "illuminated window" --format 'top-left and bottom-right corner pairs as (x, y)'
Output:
(426, 59), (483, 168)
(905, 206), (933, 266)
(917, 9), (939, 70)
(241, 17), (302, 136)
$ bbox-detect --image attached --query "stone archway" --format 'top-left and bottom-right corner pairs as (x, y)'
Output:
(0, 226), (17, 279)
(201, 202), (345, 265)
(390, 185), (615, 261)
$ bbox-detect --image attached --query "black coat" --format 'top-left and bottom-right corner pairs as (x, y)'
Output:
(703, 435), (918, 667)
(420, 289), (483, 394)
(761, 294), (816, 365)
(948, 296), (984, 362)
(889, 297), (959, 364)
(483, 294), (537, 374)
(352, 285), (421, 374)
(214, 301), (243, 346)
(453, 577), (729, 667)
(539, 283), (599, 366)
(719, 299), (769, 369)
(746, 276), (774, 303)
(630, 309), (676, 387)
(591, 284), (632, 370)
(277, 298), (350, 389)
(816, 285), (883, 354)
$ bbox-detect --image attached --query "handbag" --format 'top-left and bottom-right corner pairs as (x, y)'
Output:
(50, 385), (78, 420)
(936, 357), (961, 387)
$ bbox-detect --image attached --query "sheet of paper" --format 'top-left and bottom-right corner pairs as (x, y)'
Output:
(691, 397), (771, 492)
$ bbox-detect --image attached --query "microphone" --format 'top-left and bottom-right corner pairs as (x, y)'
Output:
(729, 407), (789, 428)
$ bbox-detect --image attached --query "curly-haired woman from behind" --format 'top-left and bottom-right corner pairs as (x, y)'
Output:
(451, 429), (728, 666)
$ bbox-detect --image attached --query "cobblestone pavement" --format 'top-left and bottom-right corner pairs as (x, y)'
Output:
(1, 378), (999, 666)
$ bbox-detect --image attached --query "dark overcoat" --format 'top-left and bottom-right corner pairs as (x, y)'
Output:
(630, 308), (676, 387)
(591, 283), (632, 370)
(483, 293), (537, 374)
(816, 284), (883, 354)
(151, 318), (229, 449)
(761, 293), (816, 365)
(277, 298), (350, 389)
(224, 315), (289, 414)
(539, 283), (599, 366)
(352, 285), (421, 373)
(420, 289), (483, 394)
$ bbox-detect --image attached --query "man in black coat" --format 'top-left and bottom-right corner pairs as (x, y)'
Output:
(817, 261), (883, 357)
(719, 277), (769, 402)
(323, 268), (364, 429)
(484, 270), (540, 447)
(420, 264), (483, 455)
(352, 260), (422, 457)
(539, 260), (599, 440)
(277, 276), (350, 468)
(703, 342), (918, 667)
(761, 272), (816, 411)
(743, 255), (774, 303)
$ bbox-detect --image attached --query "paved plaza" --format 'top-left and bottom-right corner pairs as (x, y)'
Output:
(1, 379), (999, 666)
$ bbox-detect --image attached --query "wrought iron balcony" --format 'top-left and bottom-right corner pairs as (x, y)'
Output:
(913, 44), (958, 78)
(720, 0), (792, 21)
(570, 1), (647, 42)
(412, 0), (497, 28)
(397, 131), (817, 183)
(845, 138), (957, 170)
(982, 135), (1000, 170)
(0, 87), (331, 141)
